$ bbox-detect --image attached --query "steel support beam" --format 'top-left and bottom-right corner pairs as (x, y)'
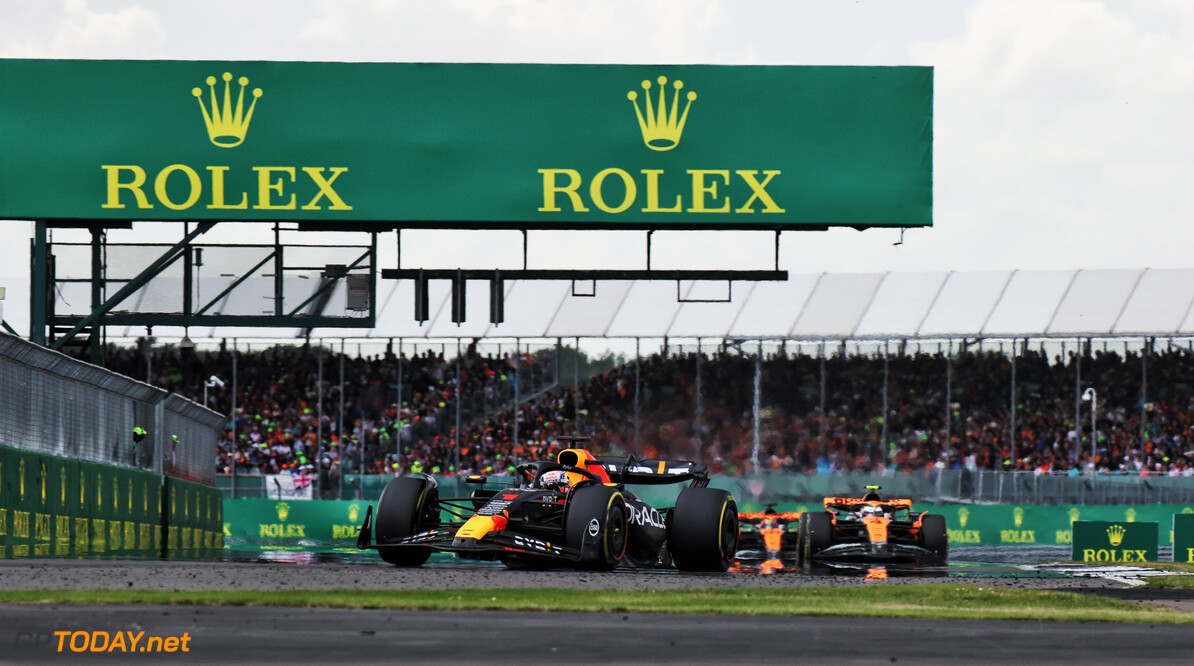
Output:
(51, 314), (374, 328)
(90, 228), (104, 364)
(381, 268), (788, 281)
(51, 222), (215, 350)
(30, 221), (48, 345)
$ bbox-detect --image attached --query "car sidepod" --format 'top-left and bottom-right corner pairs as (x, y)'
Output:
(621, 497), (668, 567)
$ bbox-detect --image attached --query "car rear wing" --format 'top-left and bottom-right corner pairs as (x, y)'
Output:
(823, 497), (914, 512)
(590, 455), (710, 486)
(739, 511), (802, 522)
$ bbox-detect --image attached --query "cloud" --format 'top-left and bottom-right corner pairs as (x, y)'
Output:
(0, 0), (166, 58)
(888, 0), (1194, 271)
(293, 0), (727, 64)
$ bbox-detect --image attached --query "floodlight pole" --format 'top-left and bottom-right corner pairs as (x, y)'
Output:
(1074, 341), (1082, 455)
(694, 340), (703, 462)
(231, 341), (238, 499)
(945, 342), (952, 463)
(317, 344), (324, 487)
(339, 339), (346, 488)
(818, 343), (827, 464)
(634, 339), (641, 448)
(1082, 387), (1097, 474)
(1010, 340), (1018, 468)
(513, 340), (520, 461)
(751, 347), (762, 472)
(396, 338), (403, 468)
(455, 338), (462, 477)
(881, 342), (889, 462)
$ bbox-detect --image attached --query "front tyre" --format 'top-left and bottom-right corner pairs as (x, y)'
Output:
(565, 484), (628, 571)
(375, 476), (437, 567)
(668, 488), (738, 572)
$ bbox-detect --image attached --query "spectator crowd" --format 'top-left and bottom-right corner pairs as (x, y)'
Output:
(105, 341), (1194, 479)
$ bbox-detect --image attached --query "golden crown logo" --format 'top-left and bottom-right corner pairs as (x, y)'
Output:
(957, 507), (969, 528)
(1107, 524), (1127, 547)
(276, 501), (290, 522)
(1014, 506), (1024, 528)
(1068, 507), (1081, 523)
(1125, 508), (1137, 523)
(192, 72), (262, 148)
(627, 76), (696, 151)
(349, 503), (360, 524)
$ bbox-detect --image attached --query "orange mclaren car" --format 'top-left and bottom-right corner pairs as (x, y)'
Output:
(797, 486), (948, 564)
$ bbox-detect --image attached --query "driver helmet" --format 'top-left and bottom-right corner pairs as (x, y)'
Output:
(540, 469), (571, 491)
(860, 505), (885, 518)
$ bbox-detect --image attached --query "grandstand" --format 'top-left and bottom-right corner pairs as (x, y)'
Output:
(62, 269), (1194, 505)
(42, 267), (1194, 342)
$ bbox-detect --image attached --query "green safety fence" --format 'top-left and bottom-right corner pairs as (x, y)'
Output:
(319, 473), (946, 503)
(0, 444), (219, 560)
(162, 476), (224, 560)
(223, 472), (953, 503)
(735, 502), (1194, 547)
(222, 493), (1194, 551)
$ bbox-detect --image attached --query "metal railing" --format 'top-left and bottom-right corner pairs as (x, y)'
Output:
(931, 469), (1194, 505)
(0, 332), (222, 485)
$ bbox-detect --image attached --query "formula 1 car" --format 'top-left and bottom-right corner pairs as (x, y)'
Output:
(796, 487), (948, 564)
(356, 444), (739, 571)
(736, 507), (802, 569)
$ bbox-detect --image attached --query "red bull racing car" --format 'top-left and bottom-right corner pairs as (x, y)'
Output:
(797, 487), (948, 565)
(356, 444), (739, 571)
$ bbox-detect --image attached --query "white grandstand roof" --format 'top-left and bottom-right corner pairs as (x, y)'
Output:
(31, 269), (1194, 341)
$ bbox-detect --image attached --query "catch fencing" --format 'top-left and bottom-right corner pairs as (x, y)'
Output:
(931, 468), (1194, 506)
(218, 468), (1194, 506)
(0, 332), (221, 485)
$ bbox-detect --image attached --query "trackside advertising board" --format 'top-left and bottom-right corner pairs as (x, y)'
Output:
(1173, 513), (1194, 563)
(0, 59), (932, 228)
(1072, 521), (1159, 563)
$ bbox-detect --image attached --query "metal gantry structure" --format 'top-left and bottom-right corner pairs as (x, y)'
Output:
(25, 221), (789, 365)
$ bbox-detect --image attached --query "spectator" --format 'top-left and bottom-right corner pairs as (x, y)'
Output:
(102, 341), (1194, 478)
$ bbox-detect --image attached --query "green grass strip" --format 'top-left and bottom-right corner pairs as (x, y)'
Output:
(1142, 574), (1194, 590)
(1092, 561), (1194, 589)
(0, 585), (1190, 623)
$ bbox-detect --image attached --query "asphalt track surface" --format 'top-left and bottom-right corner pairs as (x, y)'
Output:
(2, 559), (1193, 664)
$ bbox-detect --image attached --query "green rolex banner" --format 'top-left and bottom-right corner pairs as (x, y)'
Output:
(1072, 521), (1158, 563)
(223, 499), (372, 549)
(0, 59), (932, 228)
(1173, 513), (1194, 563)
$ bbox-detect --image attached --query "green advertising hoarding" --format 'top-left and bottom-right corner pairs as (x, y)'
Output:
(223, 499), (369, 549)
(1072, 521), (1159, 563)
(1173, 513), (1194, 563)
(0, 59), (932, 228)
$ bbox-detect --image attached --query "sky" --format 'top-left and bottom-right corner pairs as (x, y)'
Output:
(1, 0), (1193, 342)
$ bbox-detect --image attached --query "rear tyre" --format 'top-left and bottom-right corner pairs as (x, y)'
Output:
(375, 476), (437, 567)
(668, 488), (738, 572)
(801, 511), (834, 564)
(919, 513), (949, 562)
(565, 484), (628, 571)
